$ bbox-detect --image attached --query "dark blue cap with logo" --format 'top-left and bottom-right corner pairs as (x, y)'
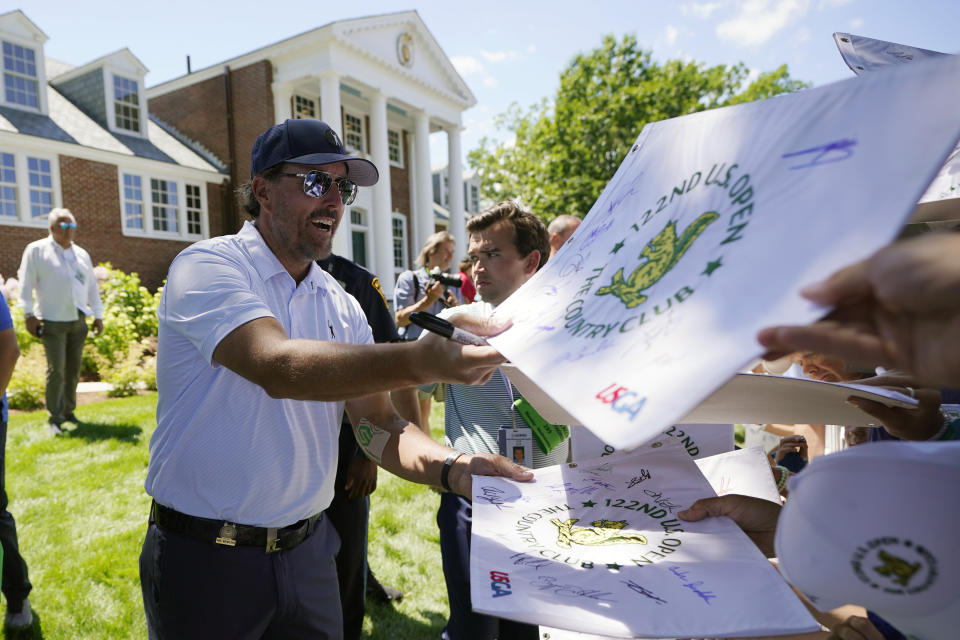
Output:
(250, 118), (379, 186)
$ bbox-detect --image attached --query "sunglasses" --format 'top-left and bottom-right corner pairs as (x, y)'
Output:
(278, 170), (358, 206)
(58, 222), (77, 229)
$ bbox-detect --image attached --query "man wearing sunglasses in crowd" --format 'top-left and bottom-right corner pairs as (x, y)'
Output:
(140, 118), (532, 640)
(18, 208), (103, 436)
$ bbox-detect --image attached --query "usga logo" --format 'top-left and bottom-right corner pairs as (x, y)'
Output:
(489, 570), (512, 597)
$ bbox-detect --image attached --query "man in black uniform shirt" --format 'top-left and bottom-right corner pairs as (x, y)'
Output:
(317, 252), (421, 638)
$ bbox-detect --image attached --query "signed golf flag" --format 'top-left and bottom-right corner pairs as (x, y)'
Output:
(470, 439), (817, 637)
(832, 33), (958, 206)
(489, 54), (960, 450)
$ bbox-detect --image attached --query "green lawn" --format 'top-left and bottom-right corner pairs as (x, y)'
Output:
(2, 394), (450, 639)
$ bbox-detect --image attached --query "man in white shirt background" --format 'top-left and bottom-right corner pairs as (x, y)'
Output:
(18, 208), (103, 435)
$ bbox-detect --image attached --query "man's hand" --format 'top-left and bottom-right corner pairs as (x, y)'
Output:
(678, 495), (782, 557)
(758, 233), (960, 387)
(447, 452), (534, 498)
(415, 314), (510, 386)
(344, 456), (378, 499)
(846, 373), (944, 440)
(25, 315), (41, 338)
(92, 318), (103, 335)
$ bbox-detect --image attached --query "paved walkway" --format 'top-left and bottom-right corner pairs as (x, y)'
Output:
(77, 381), (112, 393)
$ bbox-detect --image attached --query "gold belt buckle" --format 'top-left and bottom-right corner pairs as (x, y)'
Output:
(266, 527), (280, 553)
(216, 522), (238, 547)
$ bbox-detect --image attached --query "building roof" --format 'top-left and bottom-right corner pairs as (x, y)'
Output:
(148, 10), (476, 114)
(0, 56), (222, 174)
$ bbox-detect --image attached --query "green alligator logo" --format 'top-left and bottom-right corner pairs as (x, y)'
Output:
(551, 518), (648, 548)
(595, 212), (719, 309)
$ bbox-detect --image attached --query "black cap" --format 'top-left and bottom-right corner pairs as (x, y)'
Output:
(249, 118), (379, 186)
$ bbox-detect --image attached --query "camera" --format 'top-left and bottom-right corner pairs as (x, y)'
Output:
(429, 269), (462, 288)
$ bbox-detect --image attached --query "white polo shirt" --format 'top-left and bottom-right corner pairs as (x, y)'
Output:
(18, 236), (103, 321)
(146, 221), (373, 527)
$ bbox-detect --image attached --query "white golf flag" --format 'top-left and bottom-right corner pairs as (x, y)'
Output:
(832, 32), (958, 205)
(470, 439), (818, 638)
(489, 54), (960, 451)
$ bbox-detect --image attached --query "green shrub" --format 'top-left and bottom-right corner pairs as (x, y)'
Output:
(83, 263), (161, 379)
(5, 296), (41, 353)
(105, 338), (157, 397)
(7, 344), (46, 410)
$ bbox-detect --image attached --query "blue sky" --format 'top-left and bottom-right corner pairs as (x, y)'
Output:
(19, 0), (959, 167)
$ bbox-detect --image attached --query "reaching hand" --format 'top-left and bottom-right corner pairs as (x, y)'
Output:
(758, 233), (960, 387)
(678, 495), (782, 557)
(415, 314), (510, 386)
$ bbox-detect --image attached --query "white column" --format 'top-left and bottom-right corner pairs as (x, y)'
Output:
(319, 73), (350, 258)
(368, 90), (394, 284)
(319, 73), (341, 130)
(413, 110), (434, 255)
(447, 126), (466, 260)
(271, 81), (295, 123)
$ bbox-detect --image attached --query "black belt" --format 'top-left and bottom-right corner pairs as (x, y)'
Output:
(150, 501), (322, 553)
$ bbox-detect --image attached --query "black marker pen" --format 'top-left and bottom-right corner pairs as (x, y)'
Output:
(409, 312), (489, 346)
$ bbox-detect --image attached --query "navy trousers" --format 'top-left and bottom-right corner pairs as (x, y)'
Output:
(140, 513), (342, 640)
(0, 420), (31, 609)
(437, 492), (537, 640)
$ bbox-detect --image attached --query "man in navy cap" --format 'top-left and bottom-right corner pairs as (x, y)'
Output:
(139, 118), (531, 640)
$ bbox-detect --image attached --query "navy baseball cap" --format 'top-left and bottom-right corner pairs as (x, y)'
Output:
(250, 118), (379, 186)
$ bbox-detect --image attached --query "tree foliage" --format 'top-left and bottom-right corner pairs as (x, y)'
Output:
(468, 34), (809, 220)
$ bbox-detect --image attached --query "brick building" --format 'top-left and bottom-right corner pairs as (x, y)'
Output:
(147, 10), (476, 297)
(0, 10), (226, 291)
(1, 9), (475, 297)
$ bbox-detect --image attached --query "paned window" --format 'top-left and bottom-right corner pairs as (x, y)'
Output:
(114, 75), (140, 133)
(391, 214), (407, 272)
(350, 207), (368, 268)
(388, 130), (403, 167)
(123, 174), (143, 229)
(470, 184), (480, 212)
(2, 41), (38, 109)
(344, 112), (364, 151)
(27, 157), (52, 219)
(185, 184), (202, 235)
(151, 178), (179, 233)
(294, 95), (315, 119)
(0, 152), (16, 217)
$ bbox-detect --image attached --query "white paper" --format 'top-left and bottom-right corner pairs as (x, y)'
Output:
(488, 56), (960, 451)
(470, 440), (818, 638)
(694, 447), (782, 504)
(832, 32), (958, 206)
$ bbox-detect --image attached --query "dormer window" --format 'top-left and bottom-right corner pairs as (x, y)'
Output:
(2, 40), (39, 109)
(113, 74), (140, 133)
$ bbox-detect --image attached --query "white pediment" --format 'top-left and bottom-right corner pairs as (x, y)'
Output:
(51, 48), (149, 85)
(333, 11), (475, 107)
(101, 48), (150, 77)
(0, 10), (48, 45)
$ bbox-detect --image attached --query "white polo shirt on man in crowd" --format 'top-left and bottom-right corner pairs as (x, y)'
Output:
(146, 221), (372, 527)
